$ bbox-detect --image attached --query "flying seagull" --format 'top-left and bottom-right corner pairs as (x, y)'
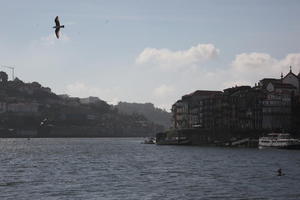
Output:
(53, 16), (65, 39)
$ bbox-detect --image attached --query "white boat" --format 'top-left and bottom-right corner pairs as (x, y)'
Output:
(259, 133), (300, 149)
(143, 137), (156, 144)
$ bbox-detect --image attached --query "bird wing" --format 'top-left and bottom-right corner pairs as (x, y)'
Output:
(55, 28), (60, 39)
(55, 16), (60, 26)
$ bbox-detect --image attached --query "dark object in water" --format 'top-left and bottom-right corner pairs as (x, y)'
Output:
(277, 168), (283, 176)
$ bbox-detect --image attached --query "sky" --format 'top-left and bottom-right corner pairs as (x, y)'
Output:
(0, 0), (300, 110)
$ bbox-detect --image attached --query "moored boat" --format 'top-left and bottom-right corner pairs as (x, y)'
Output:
(258, 133), (300, 149)
(143, 137), (156, 144)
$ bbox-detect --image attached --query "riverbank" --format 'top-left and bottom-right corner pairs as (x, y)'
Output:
(156, 128), (271, 147)
(0, 125), (157, 138)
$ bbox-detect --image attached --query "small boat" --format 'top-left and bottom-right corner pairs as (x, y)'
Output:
(259, 133), (300, 149)
(156, 136), (191, 145)
(143, 137), (156, 144)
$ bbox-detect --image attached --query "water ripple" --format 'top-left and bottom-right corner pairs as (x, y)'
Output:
(0, 138), (300, 199)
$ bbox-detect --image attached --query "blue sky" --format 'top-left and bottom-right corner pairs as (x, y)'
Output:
(1, 0), (300, 110)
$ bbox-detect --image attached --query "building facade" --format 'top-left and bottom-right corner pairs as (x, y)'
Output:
(171, 67), (300, 134)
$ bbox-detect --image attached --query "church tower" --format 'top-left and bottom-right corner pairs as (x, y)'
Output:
(282, 66), (300, 94)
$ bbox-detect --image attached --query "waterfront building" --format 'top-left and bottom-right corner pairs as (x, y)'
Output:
(258, 67), (299, 131)
(171, 67), (300, 136)
(282, 67), (300, 94)
(261, 91), (291, 130)
(221, 86), (264, 130)
(171, 100), (188, 129)
(259, 67), (299, 95)
(172, 90), (222, 129)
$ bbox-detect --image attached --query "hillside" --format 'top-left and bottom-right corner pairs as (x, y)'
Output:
(115, 102), (172, 130)
(0, 72), (164, 137)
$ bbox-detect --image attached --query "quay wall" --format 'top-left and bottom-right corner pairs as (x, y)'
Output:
(156, 128), (267, 146)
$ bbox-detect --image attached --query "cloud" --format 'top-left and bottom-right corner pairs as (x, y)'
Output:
(279, 53), (300, 69)
(230, 52), (300, 84)
(134, 43), (300, 109)
(232, 53), (277, 72)
(153, 84), (175, 97)
(136, 44), (220, 70)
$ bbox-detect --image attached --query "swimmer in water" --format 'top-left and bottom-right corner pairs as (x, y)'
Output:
(277, 168), (283, 176)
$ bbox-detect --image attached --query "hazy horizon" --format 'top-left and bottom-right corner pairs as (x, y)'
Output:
(1, 0), (300, 110)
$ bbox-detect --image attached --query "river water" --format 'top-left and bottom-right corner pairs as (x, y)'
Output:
(0, 138), (299, 200)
